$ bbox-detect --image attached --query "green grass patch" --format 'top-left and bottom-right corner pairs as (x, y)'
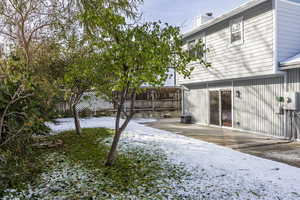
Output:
(0, 144), (47, 195)
(0, 128), (111, 196)
(1, 128), (191, 199)
(52, 128), (113, 167)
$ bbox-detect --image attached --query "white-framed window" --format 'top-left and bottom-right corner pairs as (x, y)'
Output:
(188, 40), (196, 57)
(188, 33), (206, 60)
(229, 17), (244, 45)
(198, 33), (206, 60)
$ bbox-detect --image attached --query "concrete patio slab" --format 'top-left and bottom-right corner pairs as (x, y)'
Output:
(144, 118), (300, 168)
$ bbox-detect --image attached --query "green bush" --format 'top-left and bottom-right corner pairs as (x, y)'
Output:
(0, 80), (56, 152)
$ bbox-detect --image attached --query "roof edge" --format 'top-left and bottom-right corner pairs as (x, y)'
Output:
(182, 0), (269, 39)
(280, 61), (300, 67)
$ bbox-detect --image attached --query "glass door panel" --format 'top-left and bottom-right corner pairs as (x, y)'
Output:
(221, 90), (232, 127)
(209, 91), (220, 126)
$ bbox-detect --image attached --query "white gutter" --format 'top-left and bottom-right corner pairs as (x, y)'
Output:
(279, 53), (300, 69)
(183, 0), (269, 39)
(280, 63), (300, 70)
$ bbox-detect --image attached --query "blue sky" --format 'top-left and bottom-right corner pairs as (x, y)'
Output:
(139, 0), (249, 32)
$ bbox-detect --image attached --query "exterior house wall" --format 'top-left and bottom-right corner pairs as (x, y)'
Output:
(277, 0), (300, 62)
(183, 85), (209, 124)
(286, 68), (300, 138)
(233, 76), (284, 137)
(180, 0), (300, 138)
(178, 0), (274, 85)
(287, 68), (300, 92)
(184, 76), (285, 137)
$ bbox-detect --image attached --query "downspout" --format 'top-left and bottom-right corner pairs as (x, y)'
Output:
(174, 68), (177, 86)
(181, 86), (185, 115)
(295, 112), (300, 140)
(284, 73), (288, 139)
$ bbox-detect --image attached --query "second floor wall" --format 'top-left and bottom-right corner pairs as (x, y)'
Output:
(178, 0), (274, 85)
(277, 0), (300, 62)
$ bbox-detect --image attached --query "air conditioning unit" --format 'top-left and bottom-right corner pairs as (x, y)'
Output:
(283, 92), (300, 111)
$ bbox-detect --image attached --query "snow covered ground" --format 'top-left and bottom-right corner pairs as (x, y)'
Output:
(45, 117), (300, 199)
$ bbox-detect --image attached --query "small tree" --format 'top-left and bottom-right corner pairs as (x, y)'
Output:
(60, 0), (143, 136)
(80, 0), (207, 165)
(94, 22), (207, 166)
(62, 45), (97, 135)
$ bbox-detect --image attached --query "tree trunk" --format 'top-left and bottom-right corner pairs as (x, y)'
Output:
(105, 106), (122, 166)
(72, 104), (81, 135)
(105, 87), (136, 166)
(105, 128), (122, 166)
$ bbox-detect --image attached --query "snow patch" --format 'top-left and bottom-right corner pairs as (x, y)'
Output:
(43, 117), (300, 199)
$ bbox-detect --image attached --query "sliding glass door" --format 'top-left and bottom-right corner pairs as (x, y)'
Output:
(209, 90), (232, 127)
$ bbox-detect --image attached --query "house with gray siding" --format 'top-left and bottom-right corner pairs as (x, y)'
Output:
(178, 0), (300, 139)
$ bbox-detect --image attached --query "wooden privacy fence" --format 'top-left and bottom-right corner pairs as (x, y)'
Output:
(120, 87), (182, 112)
(56, 87), (182, 115)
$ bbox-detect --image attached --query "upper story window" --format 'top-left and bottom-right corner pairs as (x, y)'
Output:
(229, 17), (244, 45)
(198, 34), (206, 60)
(188, 40), (196, 57)
(188, 33), (206, 60)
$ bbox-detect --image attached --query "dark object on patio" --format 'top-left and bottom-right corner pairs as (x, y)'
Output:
(181, 115), (192, 124)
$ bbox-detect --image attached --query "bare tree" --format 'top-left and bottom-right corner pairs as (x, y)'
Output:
(0, 0), (77, 146)
(0, 0), (72, 63)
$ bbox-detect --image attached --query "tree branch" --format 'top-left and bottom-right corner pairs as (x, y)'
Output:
(119, 88), (136, 133)
(0, 125), (26, 147)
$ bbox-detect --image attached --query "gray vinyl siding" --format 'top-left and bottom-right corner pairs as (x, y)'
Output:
(183, 85), (209, 124)
(287, 68), (300, 92)
(277, 0), (300, 62)
(178, 0), (274, 85)
(286, 68), (300, 139)
(184, 76), (285, 137)
(233, 77), (284, 137)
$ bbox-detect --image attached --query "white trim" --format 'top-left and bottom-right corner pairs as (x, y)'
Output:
(180, 74), (284, 87)
(283, 73), (288, 139)
(181, 86), (185, 115)
(231, 81), (235, 128)
(280, 65), (300, 70)
(183, 0), (269, 39)
(207, 87), (232, 91)
(273, 0), (279, 74)
(272, 0), (285, 75)
(206, 83), (210, 124)
(281, 62), (300, 67)
(219, 91), (222, 126)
